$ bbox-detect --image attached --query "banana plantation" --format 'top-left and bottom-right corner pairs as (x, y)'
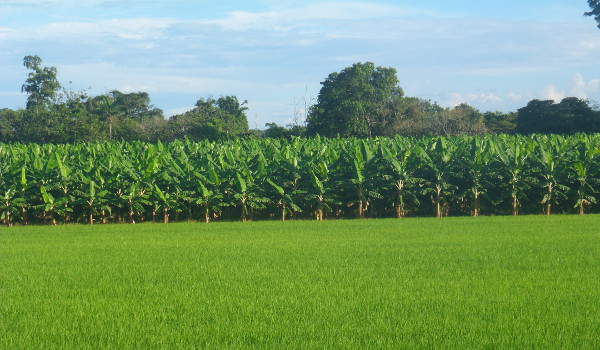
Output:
(1, 134), (599, 226)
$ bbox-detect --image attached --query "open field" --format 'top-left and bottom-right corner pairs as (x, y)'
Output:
(1, 215), (600, 349)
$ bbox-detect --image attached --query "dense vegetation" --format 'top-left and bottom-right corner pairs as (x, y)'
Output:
(3, 217), (600, 348)
(1, 134), (598, 226)
(2, 57), (600, 144)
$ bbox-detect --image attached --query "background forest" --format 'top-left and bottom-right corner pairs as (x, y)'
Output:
(1, 57), (600, 144)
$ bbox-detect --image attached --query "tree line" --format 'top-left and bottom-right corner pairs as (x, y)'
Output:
(1, 57), (599, 144)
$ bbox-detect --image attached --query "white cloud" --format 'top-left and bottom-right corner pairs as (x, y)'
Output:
(507, 92), (524, 103)
(5, 17), (179, 42)
(448, 92), (502, 107)
(0, 27), (16, 40)
(462, 65), (549, 77)
(570, 73), (600, 99)
(540, 85), (565, 102)
(206, 2), (441, 31)
(58, 63), (268, 95)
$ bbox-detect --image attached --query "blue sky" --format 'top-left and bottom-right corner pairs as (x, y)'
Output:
(1, 0), (599, 128)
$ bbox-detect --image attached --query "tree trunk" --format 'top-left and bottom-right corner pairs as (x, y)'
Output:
(357, 200), (363, 219)
(435, 186), (442, 218)
(546, 184), (552, 216)
(22, 207), (28, 225)
(512, 195), (518, 216)
(579, 202), (585, 215)
(395, 203), (402, 218)
(129, 209), (135, 224)
(205, 209), (210, 224)
(281, 203), (286, 222)
(473, 191), (479, 217)
(163, 208), (169, 224)
(89, 212), (93, 225)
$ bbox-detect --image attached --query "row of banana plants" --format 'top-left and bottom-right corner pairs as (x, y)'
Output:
(0, 134), (599, 226)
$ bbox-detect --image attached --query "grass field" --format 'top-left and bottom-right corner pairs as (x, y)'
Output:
(1, 215), (600, 349)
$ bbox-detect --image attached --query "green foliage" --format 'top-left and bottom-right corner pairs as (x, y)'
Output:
(168, 96), (249, 141)
(0, 134), (598, 225)
(306, 62), (404, 138)
(483, 111), (517, 134)
(21, 55), (61, 110)
(5, 56), (600, 143)
(516, 97), (600, 134)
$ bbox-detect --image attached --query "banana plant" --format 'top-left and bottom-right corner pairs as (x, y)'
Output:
(120, 184), (151, 223)
(17, 166), (33, 225)
(568, 140), (599, 215)
(421, 137), (458, 218)
(461, 136), (494, 217)
(193, 179), (224, 223)
(310, 172), (329, 221)
(492, 136), (535, 216)
(153, 184), (178, 223)
(373, 142), (422, 218)
(73, 179), (111, 225)
(37, 186), (72, 225)
(533, 136), (570, 216)
(337, 140), (373, 218)
(267, 178), (302, 221)
(1, 187), (25, 227)
(231, 170), (268, 222)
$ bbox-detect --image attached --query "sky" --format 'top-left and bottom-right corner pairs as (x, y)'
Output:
(1, 0), (599, 128)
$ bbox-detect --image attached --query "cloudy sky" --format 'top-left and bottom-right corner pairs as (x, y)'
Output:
(1, 0), (599, 128)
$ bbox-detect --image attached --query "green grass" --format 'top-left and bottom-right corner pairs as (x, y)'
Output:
(1, 215), (600, 349)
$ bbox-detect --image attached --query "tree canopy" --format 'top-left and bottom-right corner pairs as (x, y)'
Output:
(1, 56), (599, 143)
(516, 97), (600, 134)
(21, 55), (61, 110)
(306, 62), (404, 138)
(585, 0), (600, 28)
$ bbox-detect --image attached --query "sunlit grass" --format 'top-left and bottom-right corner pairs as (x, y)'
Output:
(2, 215), (600, 349)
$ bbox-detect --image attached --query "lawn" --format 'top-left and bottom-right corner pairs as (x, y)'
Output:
(1, 215), (600, 349)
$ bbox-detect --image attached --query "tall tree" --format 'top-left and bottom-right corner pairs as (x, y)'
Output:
(585, 0), (600, 28)
(306, 62), (404, 138)
(21, 55), (61, 110)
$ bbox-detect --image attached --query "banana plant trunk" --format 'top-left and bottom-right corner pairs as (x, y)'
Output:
(512, 194), (518, 216)
(435, 185), (442, 218)
(241, 198), (247, 222)
(163, 208), (169, 224)
(129, 209), (135, 224)
(395, 203), (402, 218)
(546, 183), (553, 216)
(473, 190), (480, 217)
